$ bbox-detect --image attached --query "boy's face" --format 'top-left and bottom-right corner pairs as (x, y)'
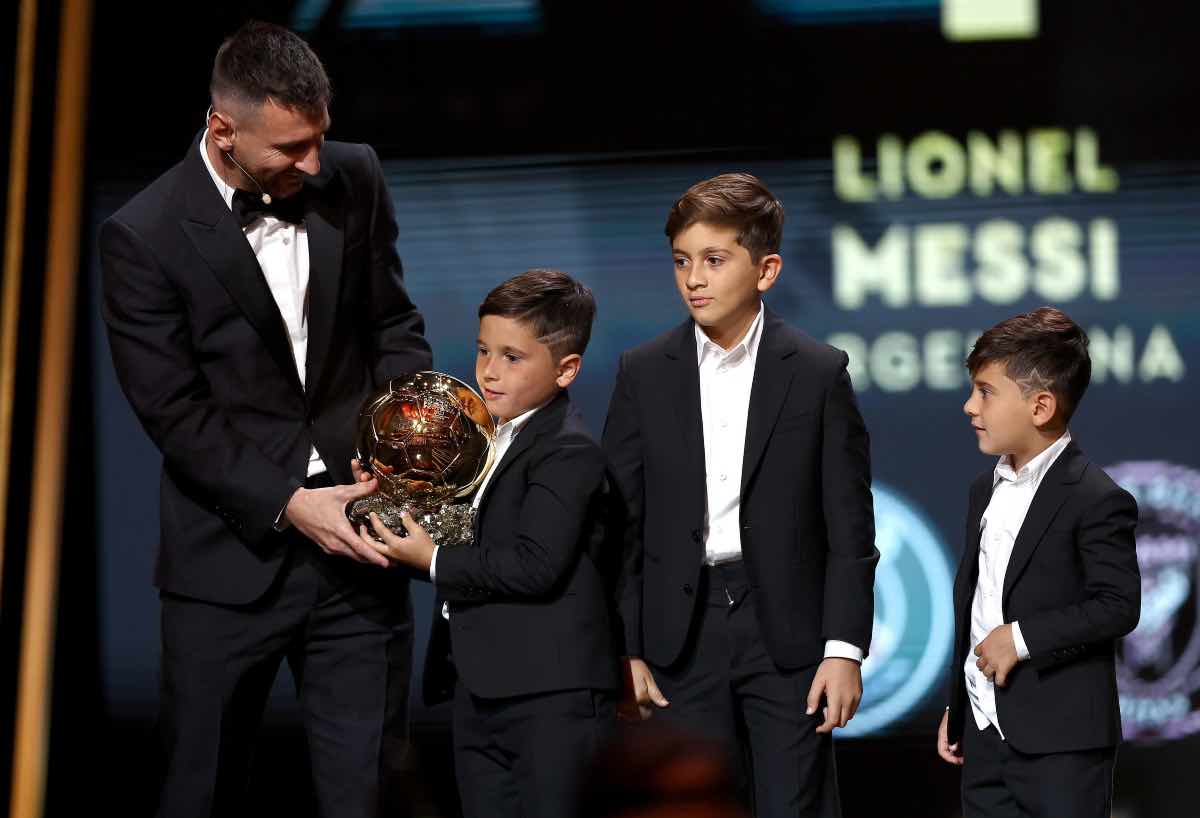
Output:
(963, 361), (1058, 461)
(671, 222), (780, 343)
(475, 314), (580, 424)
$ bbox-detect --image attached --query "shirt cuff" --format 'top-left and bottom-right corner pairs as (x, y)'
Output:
(274, 491), (298, 532)
(1011, 621), (1030, 661)
(429, 544), (440, 582)
(824, 640), (864, 664)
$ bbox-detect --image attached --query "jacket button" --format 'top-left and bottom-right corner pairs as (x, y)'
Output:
(691, 530), (702, 544)
(683, 584), (693, 596)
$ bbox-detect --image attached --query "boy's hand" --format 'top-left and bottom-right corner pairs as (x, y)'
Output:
(619, 657), (669, 721)
(937, 709), (964, 766)
(358, 510), (436, 572)
(974, 624), (1019, 687)
(807, 657), (862, 733)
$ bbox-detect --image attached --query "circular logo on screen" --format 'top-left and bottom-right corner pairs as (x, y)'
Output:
(841, 483), (956, 737)
(1111, 461), (1200, 743)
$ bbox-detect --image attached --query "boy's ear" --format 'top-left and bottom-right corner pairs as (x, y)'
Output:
(556, 353), (582, 388)
(756, 253), (782, 293)
(1030, 390), (1058, 428)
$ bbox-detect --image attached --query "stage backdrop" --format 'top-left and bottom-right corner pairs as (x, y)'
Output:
(90, 136), (1200, 742)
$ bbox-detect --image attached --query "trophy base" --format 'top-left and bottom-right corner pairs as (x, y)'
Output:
(348, 495), (476, 548)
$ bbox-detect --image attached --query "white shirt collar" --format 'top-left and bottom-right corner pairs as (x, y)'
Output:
(199, 129), (236, 212)
(994, 430), (1072, 487)
(694, 302), (765, 366)
(494, 396), (553, 442)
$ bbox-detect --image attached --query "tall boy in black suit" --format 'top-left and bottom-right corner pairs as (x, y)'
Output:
(363, 269), (621, 818)
(937, 307), (1141, 818)
(602, 173), (880, 817)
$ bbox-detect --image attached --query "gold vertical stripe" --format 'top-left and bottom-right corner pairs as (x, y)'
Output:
(10, 0), (94, 816)
(0, 0), (39, 603)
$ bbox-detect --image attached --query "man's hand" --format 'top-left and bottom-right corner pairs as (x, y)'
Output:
(358, 511), (436, 572)
(619, 657), (669, 721)
(937, 709), (964, 766)
(807, 657), (863, 734)
(351, 457), (372, 484)
(974, 623), (1019, 687)
(285, 477), (388, 566)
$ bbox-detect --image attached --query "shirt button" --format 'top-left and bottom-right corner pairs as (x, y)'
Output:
(719, 473), (727, 482)
(282, 237), (290, 245)
(720, 419), (729, 429)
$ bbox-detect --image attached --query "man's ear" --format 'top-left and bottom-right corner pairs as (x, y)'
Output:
(208, 107), (236, 152)
(1030, 390), (1058, 428)
(556, 353), (582, 388)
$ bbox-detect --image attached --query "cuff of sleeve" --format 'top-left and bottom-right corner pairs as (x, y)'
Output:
(274, 487), (300, 532)
(824, 640), (864, 663)
(429, 544), (440, 583)
(1011, 621), (1030, 661)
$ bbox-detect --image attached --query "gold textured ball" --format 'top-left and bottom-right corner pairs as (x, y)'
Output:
(356, 371), (496, 516)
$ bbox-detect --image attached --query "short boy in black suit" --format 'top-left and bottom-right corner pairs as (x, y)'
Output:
(602, 173), (880, 817)
(937, 307), (1141, 818)
(363, 269), (621, 818)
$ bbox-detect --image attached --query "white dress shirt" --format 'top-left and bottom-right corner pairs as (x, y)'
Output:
(430, 401), (547, 618)
(964, 430), (1072, 738)
(695, 305), (863, 664)
(199, 131), (325, 478)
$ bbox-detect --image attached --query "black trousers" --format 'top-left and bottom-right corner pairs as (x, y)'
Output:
(648, 561), (840, 818)
(961, 720), (1116, 818)
(451, 682), (616, 818)
(156, 475), (414, 818)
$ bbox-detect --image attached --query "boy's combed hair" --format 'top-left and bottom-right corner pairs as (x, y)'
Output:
(211, 21), (332, 116)
(479, 269), (596, 359)
(966, 306), (1092, 421)
(664, 173), (785, 262)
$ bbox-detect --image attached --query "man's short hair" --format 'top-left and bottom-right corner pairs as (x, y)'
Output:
(210, 21), (331, 116)
(664, 173), (785, 262)
(966, 306), (1092, 422)
(479, 269), (596, 360)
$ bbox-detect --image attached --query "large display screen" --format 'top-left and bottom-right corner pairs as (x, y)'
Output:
(91, 129), (1200, 738)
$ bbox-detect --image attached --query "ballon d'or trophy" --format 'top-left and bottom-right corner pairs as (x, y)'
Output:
(348, 371), (496, 546)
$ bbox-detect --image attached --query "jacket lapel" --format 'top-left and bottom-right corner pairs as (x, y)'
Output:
(954, 480), (992, 615)
(301, 161), (344, 403)
(665, 322), (708, 518)
(740, 310), (798, 496)
(1001, 441), (1086, 609)
(177, 134), (304, 396)
(470, 392), (569, 542)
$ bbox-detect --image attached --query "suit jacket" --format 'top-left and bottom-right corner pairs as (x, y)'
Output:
(422, 391), (623, 703)
(100, 135), (432, 605)
(947, 441), (1141, 754)
(602, 308), (879, 670)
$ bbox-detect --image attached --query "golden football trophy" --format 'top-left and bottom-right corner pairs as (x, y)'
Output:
(348, 371), (496, 546)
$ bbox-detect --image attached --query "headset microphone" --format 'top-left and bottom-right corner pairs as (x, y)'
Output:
(206, 104), (271, 205)
(223, 149), (272, 205)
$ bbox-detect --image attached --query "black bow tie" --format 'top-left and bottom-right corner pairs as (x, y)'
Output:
(232, 188), (307, 228)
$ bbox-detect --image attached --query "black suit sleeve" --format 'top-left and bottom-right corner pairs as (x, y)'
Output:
(100, 218), (301, 546)
(819, 354), (880, 655)
(600, 352), (644, 657)
(435, 439), (606, 603)
(361, 143), (432, 382)
(1022, 487), (1140, 670)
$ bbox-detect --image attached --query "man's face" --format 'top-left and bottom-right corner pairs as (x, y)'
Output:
(671, 222), (778, 344)
(220, 98), (330, 200)
(475, 315), (572, 424)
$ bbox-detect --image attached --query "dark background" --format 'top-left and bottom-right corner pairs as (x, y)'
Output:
(44, 0), (1200, 816)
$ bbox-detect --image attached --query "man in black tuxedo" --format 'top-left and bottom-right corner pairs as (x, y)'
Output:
(938, 308), (1140, 818)
(602, 174), (879, 817)
(99, 21), (431, 818)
